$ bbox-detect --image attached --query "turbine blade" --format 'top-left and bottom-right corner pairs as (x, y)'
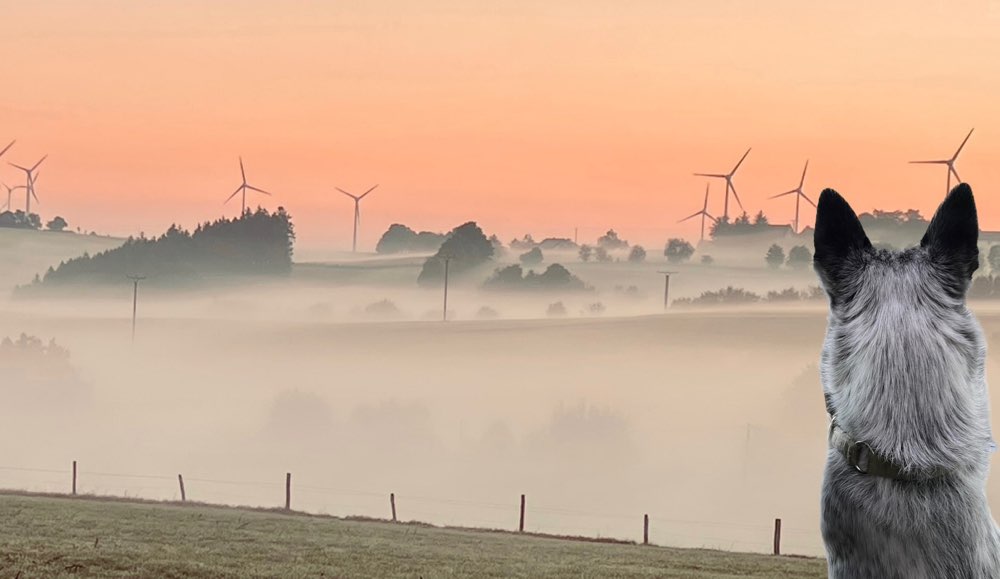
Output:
(246, 184), (272, 196)
(909, 160), (948, 164)
(730, 183), (744, 210)
(337, 187), (359, 200)
(30, 154), (47, 172)
(799, 160), (809, 188)
(224, 185), (243, 203)
(678, 211), (702, 223)
(0, 140), (14, 159)
(950, 165), (961, 182)
(359, 184), (379, 199)
(730, 148), (751, 174)
(239, 157), (246, 182)
(800, 193), (817, 208)
(9, 162), (28, 172)
(769, 190), (797, 199)
(953, 128), (974, 159)
(693, 173), (726, 178)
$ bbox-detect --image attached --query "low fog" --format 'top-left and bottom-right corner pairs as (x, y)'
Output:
(7, 230), (1000, 558)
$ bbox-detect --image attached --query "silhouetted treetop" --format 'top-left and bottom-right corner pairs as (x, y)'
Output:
(375, 223), (447, 254)
(20, 207), (295, 291)
(417, 221), (494, 287)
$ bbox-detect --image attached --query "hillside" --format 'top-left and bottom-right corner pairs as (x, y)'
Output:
(0, 228), (125, 291)
(0, 493), (826, 578)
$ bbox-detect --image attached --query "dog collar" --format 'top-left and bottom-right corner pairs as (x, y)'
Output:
(828, 419), (949, 481)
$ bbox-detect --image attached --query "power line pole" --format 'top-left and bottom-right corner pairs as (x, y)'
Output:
(657, 271), (676, 310)
(127, 275), (146, 344)
(442, 256), (451, 322)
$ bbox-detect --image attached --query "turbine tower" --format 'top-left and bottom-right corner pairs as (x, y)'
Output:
(1, 182), (25, 211)
(9, 155), (46, 215)
(769, 160), (816, 233)
(909, 128), (974, 195)
(336, 185), (378, 253)
(678, 183), (716, 241)
(694, 147), (751, 221)
(224, 157), (272, 215)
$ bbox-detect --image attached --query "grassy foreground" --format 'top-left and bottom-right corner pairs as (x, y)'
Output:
(0, 492), (826, 578)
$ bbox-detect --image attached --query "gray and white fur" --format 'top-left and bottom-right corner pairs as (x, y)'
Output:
(814, 184), (1000, 578)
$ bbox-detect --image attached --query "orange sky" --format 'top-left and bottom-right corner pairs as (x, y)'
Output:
(2, 1), (1000, 251)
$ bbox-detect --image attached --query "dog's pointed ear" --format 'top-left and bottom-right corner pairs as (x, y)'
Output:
(813, 189), (871, 300)
(921, 183), (979, 290)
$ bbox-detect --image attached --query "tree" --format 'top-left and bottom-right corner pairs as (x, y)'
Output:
(46, 216), (68, 232)
(664, 238), (695, 264)
(597, 229), (629, 250)
(988, 245), (1000, 273)
(766, 244), (786, 269)
(376, 224), (446, 254)
(627, 245), (646, 263)
(417, 221), (494, 286)
(753, 211), (769, 226)
(519, 247), (543, 266)
(594, 246), (611, 262)
(578, 245), (593, 262)
(786, 245), (812, 269)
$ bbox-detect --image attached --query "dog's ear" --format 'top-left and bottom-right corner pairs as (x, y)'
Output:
(921, 183), (979, 293)
(813, 189), (871, 303)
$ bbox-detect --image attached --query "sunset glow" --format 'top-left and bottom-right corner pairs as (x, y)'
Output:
(2, 1), (999, 251)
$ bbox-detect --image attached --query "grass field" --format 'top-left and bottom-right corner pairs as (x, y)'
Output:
(0, 492), (826, 578)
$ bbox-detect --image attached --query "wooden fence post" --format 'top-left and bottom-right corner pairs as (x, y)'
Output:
(773, 518), (782, 555)
(643, 514), (649, 545)
(390, 493), (397, 522)
(519, 494), (526, 533)
(72, 460), (77, 495)
(285, 473), (292, 511)
(178, 474), (186, 502)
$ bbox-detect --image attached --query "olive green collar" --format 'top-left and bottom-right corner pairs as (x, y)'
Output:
(828, 419), (949, 481)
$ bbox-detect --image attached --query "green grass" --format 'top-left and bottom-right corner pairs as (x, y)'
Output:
(0, 492), (826, 578)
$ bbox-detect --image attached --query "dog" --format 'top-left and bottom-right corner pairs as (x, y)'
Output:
(814, 184), (1000, 578)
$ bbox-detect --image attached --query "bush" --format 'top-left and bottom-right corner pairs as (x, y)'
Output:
(594, 247), (612, 262)
(46, 216), (68, 232)
(519, 247), (543, 266)
(476, 306), (499, 319)
(364, 299), (402, 318)
(547, 302), (568, 317)
(586, 302), (606, 315)
(597, 229), (629, 250)
(786, 245), (812, 269)
(765, 244), (786, 269)
(700, 254), (714, 265)
(578, 245), (593, 262)
(627, 245), (646, 263)
(664, 239), (695, 264)
(483, 263), (589, 292)
(673, 286), (761, 307)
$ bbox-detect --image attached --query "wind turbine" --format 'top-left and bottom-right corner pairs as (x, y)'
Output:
(769, 160), (816, 233)
(678, 183), (716, 241)
(336, 185), (378, 253)
(909, 128), (974, 195)
(1, 182), (25, 211)
(9, 155), (46, 214)
(224, 157), (272, 215)
(0, 140), (14, 161)
(694, 147), (751, 221)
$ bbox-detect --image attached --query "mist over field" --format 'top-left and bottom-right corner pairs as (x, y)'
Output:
(8, 223), (1000, 560)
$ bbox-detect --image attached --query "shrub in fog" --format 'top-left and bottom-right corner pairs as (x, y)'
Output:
(364, 299), (403, 318)
(46, 216), (68, 232)
(672, 286), (761, 307)
(417, 221), (494, 287)
(785, 245), (812, 269)
(578, 244), (593, 262)
(765, 244), (785, 269)
(519, 247), (543, 266)
(664, 238), (694, 264)
(597, 229), (629, 250)
(701, 254), (714, 265)
(594, 246), (612, 262)
(586, 302), (606, 315)
(547, 301), (568, 317)
(375, 223), (446, 254)
(476, 306), (500, 319)
(627, 245), (646, 263)
(483, 263), (589, 292)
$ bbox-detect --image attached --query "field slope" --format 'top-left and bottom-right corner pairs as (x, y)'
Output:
(0, 493), (825, 578)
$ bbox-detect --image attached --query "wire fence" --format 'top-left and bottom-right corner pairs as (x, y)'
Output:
(0, 461), (824, 557)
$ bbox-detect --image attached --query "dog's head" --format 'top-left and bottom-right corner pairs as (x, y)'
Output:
(814, 184), (988, 470)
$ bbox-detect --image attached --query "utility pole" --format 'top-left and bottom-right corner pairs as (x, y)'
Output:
(657, 271), (676, 310)
(442, 256), (452, 322)
(127, 275), (146, 344)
